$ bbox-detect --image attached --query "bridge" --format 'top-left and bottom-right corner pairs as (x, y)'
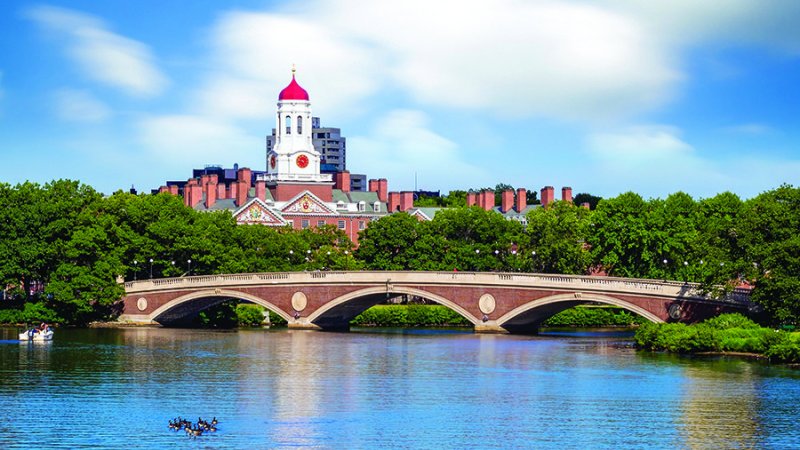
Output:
(117, 271), (752, 333)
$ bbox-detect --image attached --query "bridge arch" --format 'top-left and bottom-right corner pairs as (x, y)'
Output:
(496, 293), (665, 333)
(306, 286), (482, 329)
(150, 289), (294, 325)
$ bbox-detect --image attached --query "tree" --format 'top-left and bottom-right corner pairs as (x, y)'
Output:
(356, 213), (423, 270)
(738, 185), (800, 324)
(587, 192), (660, 278)
(523, 200), (592, 274)
(573, 192), (601, 210)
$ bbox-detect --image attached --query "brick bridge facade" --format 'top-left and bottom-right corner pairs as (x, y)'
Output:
(117, 271), (752, 333)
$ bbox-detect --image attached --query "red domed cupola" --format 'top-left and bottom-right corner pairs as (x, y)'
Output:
(278, 67), (309, 101)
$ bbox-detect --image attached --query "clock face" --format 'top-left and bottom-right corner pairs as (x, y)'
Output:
(270, 154), (276, 169)
(296, 154), (309, 169)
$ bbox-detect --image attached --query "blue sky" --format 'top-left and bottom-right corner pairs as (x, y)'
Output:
(1, 0), (799, 199)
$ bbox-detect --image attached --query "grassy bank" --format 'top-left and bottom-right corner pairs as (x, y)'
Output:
(541, 306), (645, 328)
(351, 304), (470, 327)
(635, 313), (800, 363)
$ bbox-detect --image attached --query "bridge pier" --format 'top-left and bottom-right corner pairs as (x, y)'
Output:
(473, 321), (507, 334)
(287, 319), (322, 331)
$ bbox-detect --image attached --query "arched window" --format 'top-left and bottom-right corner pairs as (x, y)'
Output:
(297, 116), (303, 134)
(285, 116), (292, 135)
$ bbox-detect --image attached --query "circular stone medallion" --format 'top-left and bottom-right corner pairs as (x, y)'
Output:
(478, 293), (496, 315)
(291, 292), (308, 312)
(668, 303), (682, 320)
(136, 297), (148, 311)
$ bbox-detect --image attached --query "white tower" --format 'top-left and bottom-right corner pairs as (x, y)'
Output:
(264, 68), (330, 183)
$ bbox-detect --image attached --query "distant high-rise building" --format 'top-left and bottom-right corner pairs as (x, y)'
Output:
(266, 116), (346, 172)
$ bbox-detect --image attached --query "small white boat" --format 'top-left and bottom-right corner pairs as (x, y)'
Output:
(19, 329), (54, 341)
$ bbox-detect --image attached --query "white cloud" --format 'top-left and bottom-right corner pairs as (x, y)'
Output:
(54, 89), (111, 122)
(137, 115), (263, 170)
(191, 0), (680, 123)
(348, 110), (489, 191)
(588, 125), (693, 161)
(722, 123), (774, 135)
(27, 5), (168, 97)
(197, 11), (381, 120)
(605, 0), (800, 53)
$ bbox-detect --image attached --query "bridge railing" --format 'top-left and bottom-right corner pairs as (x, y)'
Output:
(124, 271), (751, 305)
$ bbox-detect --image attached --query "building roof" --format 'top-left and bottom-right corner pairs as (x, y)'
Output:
(278, 74), (309, 101)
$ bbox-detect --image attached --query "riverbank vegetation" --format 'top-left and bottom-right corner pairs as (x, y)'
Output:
(0, 180), (799, 328)
(635, 314), (800, 362)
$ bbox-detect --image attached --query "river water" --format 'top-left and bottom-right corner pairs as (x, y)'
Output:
(1, 326), (799, 449)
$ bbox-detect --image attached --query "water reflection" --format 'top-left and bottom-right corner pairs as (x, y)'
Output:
(1, 327), (799, 448)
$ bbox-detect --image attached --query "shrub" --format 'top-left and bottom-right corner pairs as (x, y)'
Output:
(269, 310), (287, 326)
(765, 336), (800, 363)
(0, 308), (24, 324)
(236, 304), (267, 327)
(543, 306), (645, 327)
(702, 313), (760, 330)
(351, 305), (470, 327)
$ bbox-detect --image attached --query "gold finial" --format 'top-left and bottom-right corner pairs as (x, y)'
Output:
(292, 64), (296, 76)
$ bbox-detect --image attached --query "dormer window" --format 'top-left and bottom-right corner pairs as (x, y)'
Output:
(336, 201), (345, 209)
(358, 201), (366, 212)
(373, 202), (380, 212)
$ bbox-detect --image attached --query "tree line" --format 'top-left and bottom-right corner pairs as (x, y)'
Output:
(0, 179), (798, 326)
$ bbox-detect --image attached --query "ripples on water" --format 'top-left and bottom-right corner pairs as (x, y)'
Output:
(1, 326), (799, 449)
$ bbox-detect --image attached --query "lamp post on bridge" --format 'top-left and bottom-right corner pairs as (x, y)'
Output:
(149, 258), (154, 279)
(133, 260), (138, 281)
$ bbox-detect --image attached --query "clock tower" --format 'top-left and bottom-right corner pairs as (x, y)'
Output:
(264, 68), (330, 184)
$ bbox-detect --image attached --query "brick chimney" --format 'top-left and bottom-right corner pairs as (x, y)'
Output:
(184, 179), (201, 208)
(516, 188), (527, 212)
(400, 191), (414, 211)
(388, 192), (401, 212)
(236, 180), (249, 207)
(205, 181), (217, 209)
(581, 202), (591, 209)
(237, 167), (252, 185)
(501, 189), (514, 213)
(159, 185), (169, 194)
(561, 186), (572, 203)
(217, 182), (226, 200)
(168, 185), (179, 196)
(255, 180), (266, 201)
(228, 182), (237, 201)
(335, 171), (351, 192)
(368, 179), (378, 193)
(377, 179), (388, 203)
(483, 189), (494, 211)
(467, 191), (477, 207)
(540, 186), (555, 208)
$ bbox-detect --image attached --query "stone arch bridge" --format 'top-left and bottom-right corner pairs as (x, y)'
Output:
(118, 271), (752, 333)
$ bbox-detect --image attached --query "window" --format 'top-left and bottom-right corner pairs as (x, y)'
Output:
(285, 116), (292, 134)
(374, 202), (380, 212)
(301, 219), (309, 229)
(297, 116), (303, 134)
(359, 221), (365, 230)
(336, 201), (345, 209)
(338, 220), (346, 229)
(358, 201), (366, 212)
(317, 220), (326, 227)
